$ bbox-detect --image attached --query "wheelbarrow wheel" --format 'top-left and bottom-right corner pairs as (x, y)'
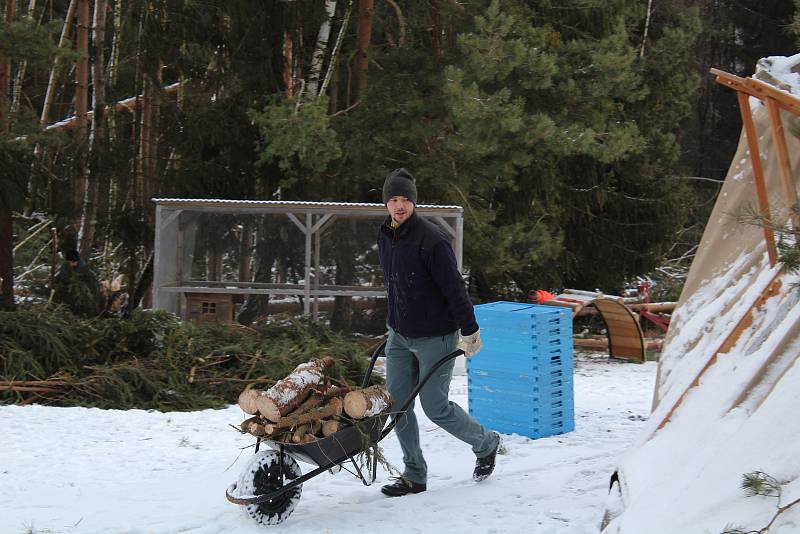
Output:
(237, 450), (303, 525)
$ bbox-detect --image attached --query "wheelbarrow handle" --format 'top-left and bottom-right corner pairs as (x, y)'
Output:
(360, 339), (388, 389)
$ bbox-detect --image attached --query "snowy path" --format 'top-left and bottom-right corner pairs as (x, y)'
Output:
(0, 353), (655, 534)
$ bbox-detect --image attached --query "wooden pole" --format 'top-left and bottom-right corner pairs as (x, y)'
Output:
(737, 92), (778, 266)
(764, 97), (800, 237)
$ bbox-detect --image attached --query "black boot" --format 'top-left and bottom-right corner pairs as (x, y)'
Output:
(381, 477), (427, 497)
(473, 433), (501, 482)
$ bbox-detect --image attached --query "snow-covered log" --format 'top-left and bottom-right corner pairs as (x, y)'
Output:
(254, 357), (335, 422)
(343, 385), (393, 419)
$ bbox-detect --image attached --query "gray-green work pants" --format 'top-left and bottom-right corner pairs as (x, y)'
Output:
(385, 327), (499, 484)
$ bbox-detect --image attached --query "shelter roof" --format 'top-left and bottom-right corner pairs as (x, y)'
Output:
(152, 198), (462, 213)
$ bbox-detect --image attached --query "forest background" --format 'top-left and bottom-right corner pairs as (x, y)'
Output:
(1, 1), (799, 342)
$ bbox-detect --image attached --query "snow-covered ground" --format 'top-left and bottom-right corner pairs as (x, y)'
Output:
(0, 352), (655, 534)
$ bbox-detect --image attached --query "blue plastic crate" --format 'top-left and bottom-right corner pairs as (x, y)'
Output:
(469, 345), (573, 375)
(469, 301), (575, 439)
(468, 368), (573, 400)
(479, 331), (574, 354)
(472, 403), (574, 427)
(476, 302), (571, 331)
(469, 413), (575, 439)
(469, 394), (573, 422)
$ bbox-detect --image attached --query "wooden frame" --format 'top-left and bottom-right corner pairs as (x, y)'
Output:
(711, 68), (800, 261)
(650, 69), (800, 432)
(152, 199), (464, 320)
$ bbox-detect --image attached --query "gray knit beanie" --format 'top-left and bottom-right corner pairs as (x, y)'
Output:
(382, 168), (418, 204)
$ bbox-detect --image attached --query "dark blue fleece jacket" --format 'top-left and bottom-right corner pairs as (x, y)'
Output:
(378, 212), (479, 338)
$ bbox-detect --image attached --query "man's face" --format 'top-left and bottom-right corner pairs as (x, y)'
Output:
(386, 196), (415, 225)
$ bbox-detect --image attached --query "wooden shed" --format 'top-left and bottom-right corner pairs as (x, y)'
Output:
(185, 293), (235, 325)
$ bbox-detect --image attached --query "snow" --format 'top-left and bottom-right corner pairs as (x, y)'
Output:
(0, 352), (655, 534)
(597, 53), (800, 534)
(756, 53), (800, 95)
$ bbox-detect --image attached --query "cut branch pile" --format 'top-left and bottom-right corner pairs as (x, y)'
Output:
(236, 357), (392, 444)
(1, 306), (377, 410)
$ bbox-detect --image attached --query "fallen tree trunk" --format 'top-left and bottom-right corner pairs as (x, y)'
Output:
(343, 385), (392, 419)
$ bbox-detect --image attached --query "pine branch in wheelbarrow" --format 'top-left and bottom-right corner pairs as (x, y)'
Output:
(237, 356), (335, 420)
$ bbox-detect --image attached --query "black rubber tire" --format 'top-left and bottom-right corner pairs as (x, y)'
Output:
(237, 450), (303, 526)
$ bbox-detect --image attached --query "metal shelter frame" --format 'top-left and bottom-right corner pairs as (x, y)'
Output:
(151, 198), (464, 319)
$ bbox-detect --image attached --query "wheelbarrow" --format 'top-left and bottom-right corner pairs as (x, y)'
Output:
(226, 342), (465, 526)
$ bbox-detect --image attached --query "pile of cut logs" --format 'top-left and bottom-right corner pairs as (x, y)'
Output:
(237, 356), (393, 444)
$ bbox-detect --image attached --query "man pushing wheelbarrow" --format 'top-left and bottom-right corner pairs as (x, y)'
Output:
(376, 168), (501, 497)
(227, 168), (500, 525)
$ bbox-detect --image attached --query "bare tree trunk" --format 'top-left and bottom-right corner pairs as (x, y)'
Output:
(72, 0), (90, 222)
(430, 0), (441, 57)
(136, 79), (152, 213)
(10, 0), (39, 116)
(306, 0), (336, 100)
(108, 0), (121, 85)
(79, 0), (108, 257)
(354, 0), (373, 98)
(640, 0), (654, 57)
(283, 31), (293, 97)
(238, 223), (253, 283)
(0, 0), (16, 133)
(320, 0), (351, 102)
(0, 0), (17, 310)
(101, 0), (123, 277)
(0, 212), (13, 310)
(40, 0), (78, 127)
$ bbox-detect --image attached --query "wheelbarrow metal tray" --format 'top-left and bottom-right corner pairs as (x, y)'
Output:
(265, 413), (388, 467)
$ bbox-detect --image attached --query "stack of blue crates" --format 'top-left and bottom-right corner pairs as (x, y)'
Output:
(468, 301), (575, 439)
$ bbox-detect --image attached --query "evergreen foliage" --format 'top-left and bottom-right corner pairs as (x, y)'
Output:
(721, 471), (800, 534)
(2, 0), (798, 327)
(0, 305), (376, 410)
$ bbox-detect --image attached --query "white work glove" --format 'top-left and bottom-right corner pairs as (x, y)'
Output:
(458, 329), (483, 358)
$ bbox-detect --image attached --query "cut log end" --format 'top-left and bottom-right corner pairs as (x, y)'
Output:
(254, 396), (281, 422)
(343, 385), (392, 419)
(321, 419), (341, 437)
(237, 388), (261, 415)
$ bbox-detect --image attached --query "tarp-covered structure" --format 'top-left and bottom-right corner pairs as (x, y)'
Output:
(601, 54), (800, 533)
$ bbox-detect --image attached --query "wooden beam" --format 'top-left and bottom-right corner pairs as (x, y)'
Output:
(764, 97), (800, 236)
(737, 91), (778, 266)
(745, 77), (800, 116)
(711, 68), (800, 116)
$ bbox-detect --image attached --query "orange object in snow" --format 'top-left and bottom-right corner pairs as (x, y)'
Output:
(529, 289), (555, 304)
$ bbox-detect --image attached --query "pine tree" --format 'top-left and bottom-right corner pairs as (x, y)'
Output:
(436, 0), (700, 293)
(0, 7), (64, 309)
